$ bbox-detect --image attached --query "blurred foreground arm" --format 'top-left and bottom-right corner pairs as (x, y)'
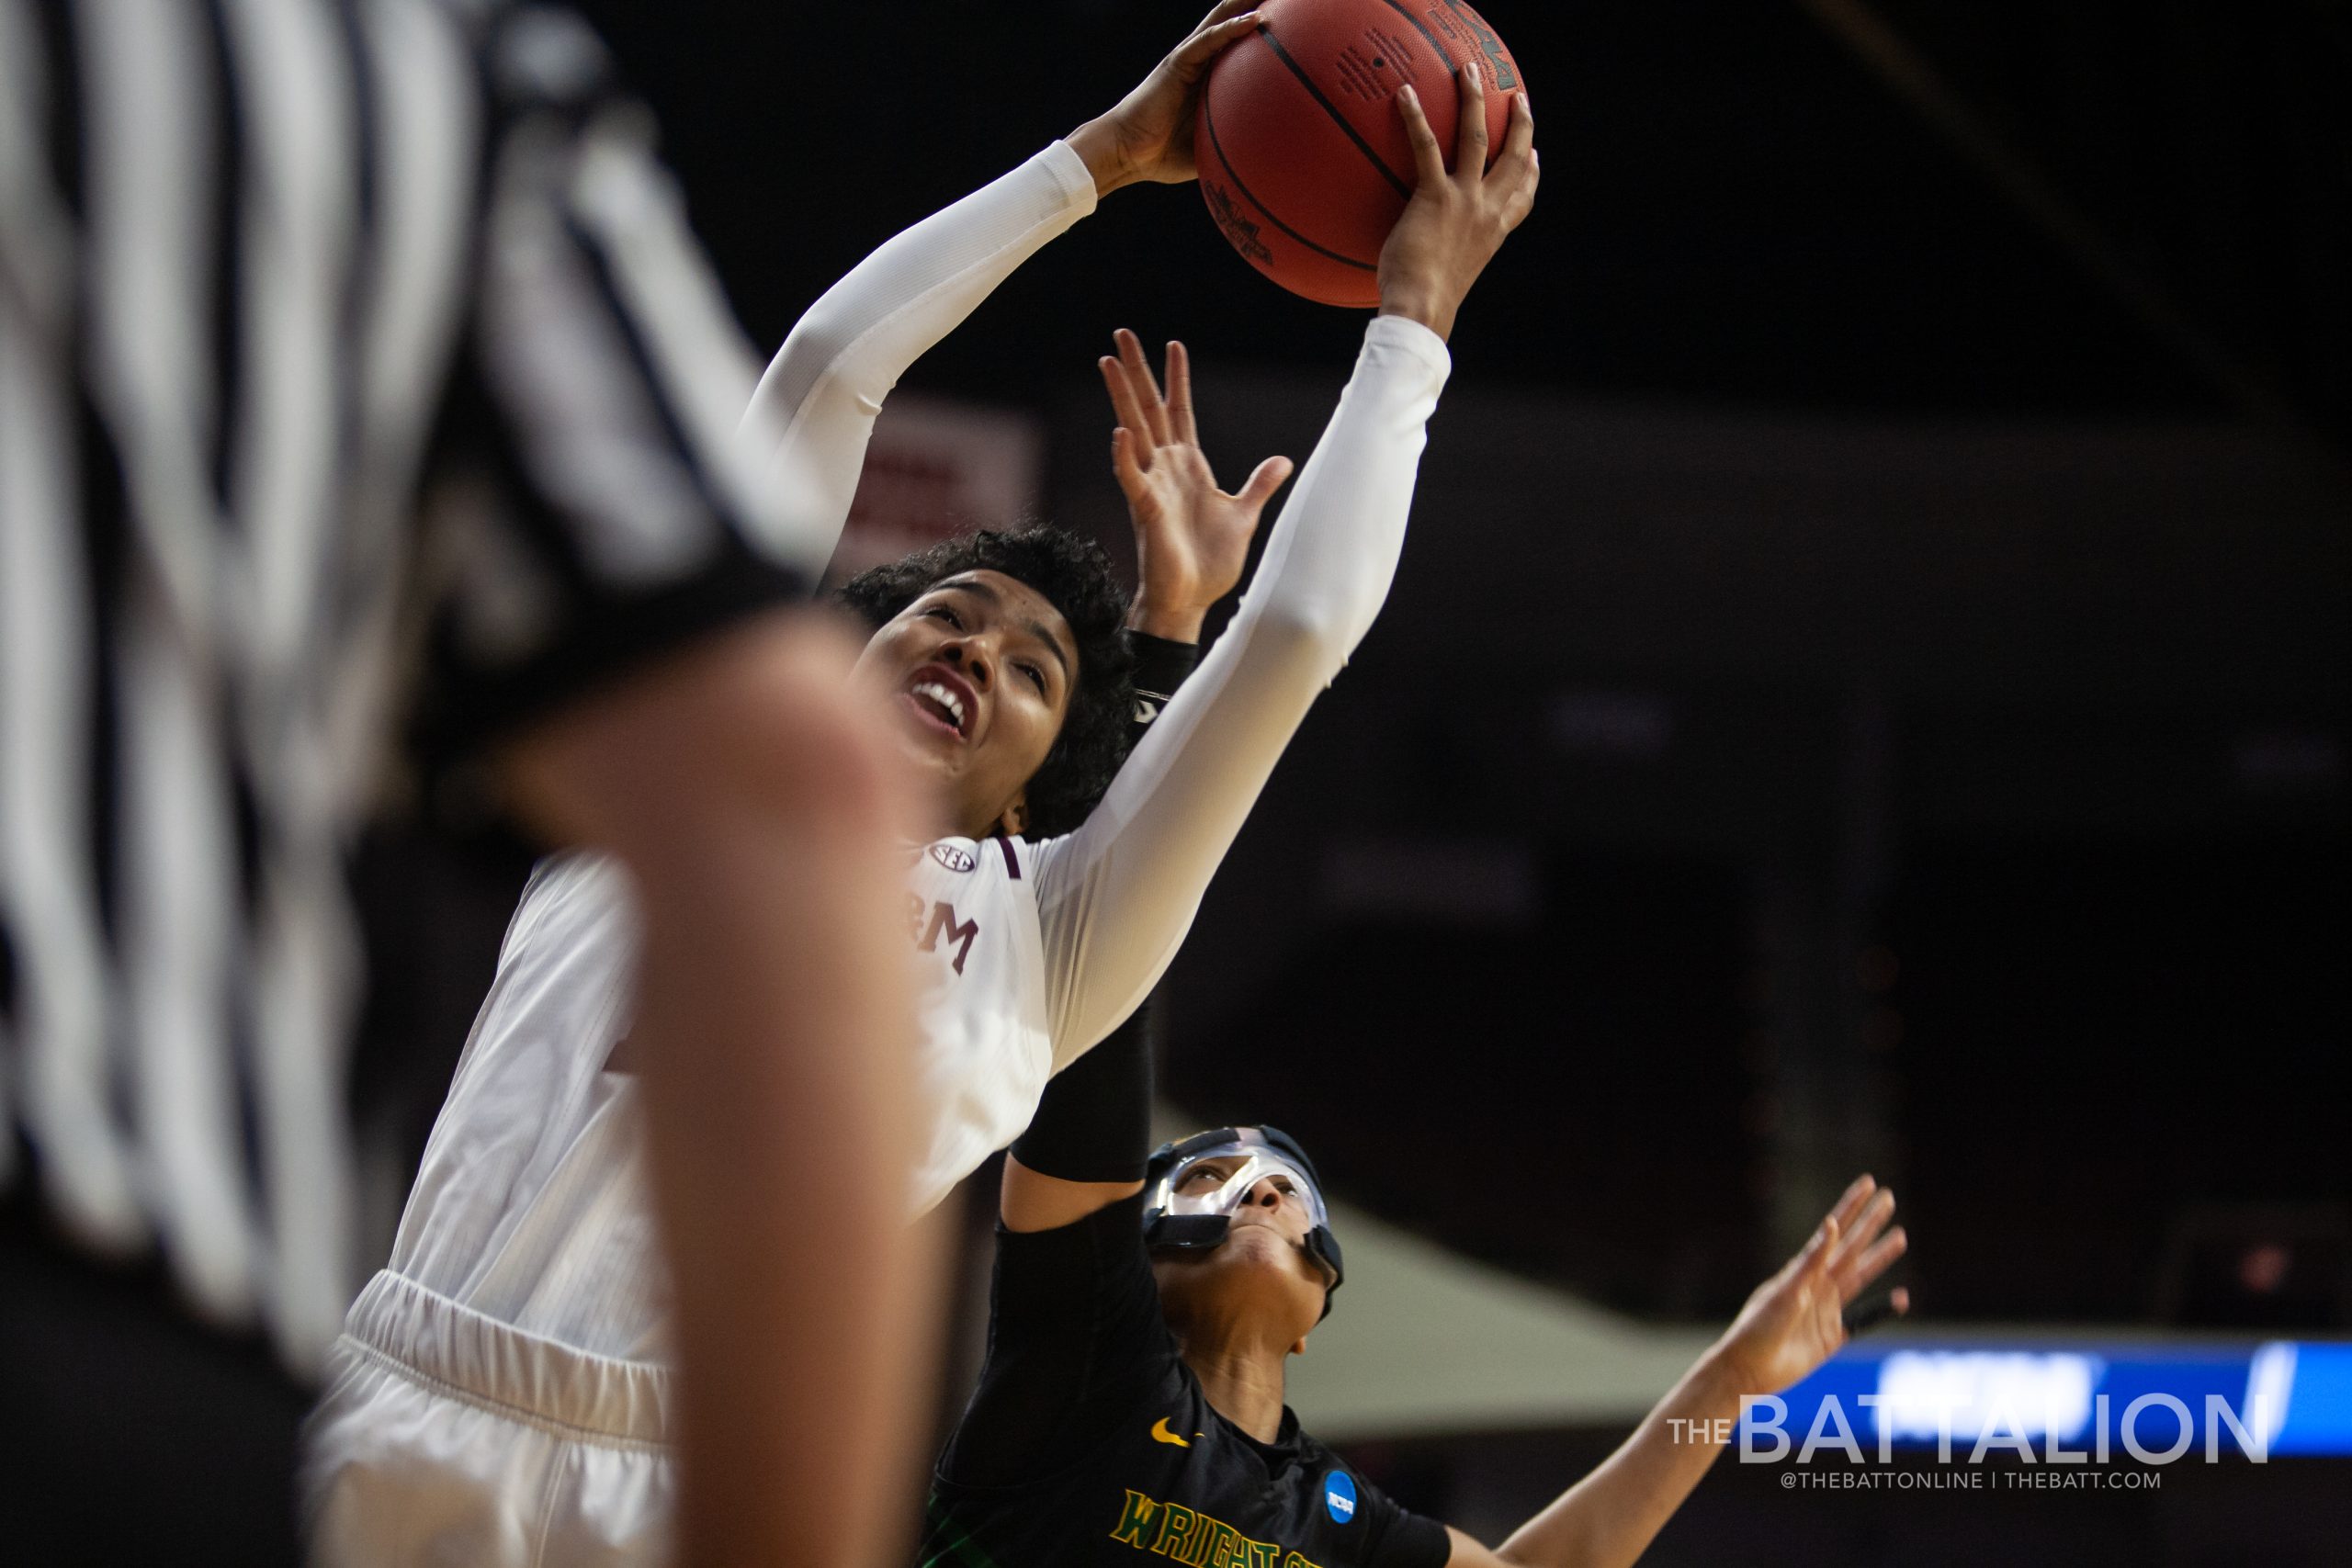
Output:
(1442, 1178), (1908, 1568)
(498, 618), (933, 1568)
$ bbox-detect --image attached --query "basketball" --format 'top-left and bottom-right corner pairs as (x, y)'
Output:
(1194, 0), (1524, 307)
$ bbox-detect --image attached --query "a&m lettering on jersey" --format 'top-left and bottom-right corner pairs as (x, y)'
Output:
(907, 895), (980, 975)
(1109, 1490), (1322, 1568)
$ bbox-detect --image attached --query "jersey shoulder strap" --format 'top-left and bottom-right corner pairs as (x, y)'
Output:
(991, 832), (1023, 880)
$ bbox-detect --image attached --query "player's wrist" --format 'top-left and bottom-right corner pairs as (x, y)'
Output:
(1377, 285), (1458, 343)
(1067, 116), (1144, 197)
(1126, 599), (1208, 643)
(1692, 1337), (1771, 1404)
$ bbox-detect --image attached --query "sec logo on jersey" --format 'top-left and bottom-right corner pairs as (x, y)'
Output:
(1323, 1470), (1357, 1524)
(928, 843), (978, 874)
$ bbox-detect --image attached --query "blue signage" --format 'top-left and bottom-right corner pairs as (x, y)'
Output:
(1736, 1339), (2352, 1459)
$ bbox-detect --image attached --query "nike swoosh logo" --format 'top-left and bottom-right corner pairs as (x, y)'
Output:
(1150, 1417), (1192, 1449)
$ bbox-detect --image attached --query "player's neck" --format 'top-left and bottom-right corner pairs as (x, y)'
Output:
(1177, 1339), (1290, 1445)
(946, 801), (1013, 842)
(909, 810), (1005, 845)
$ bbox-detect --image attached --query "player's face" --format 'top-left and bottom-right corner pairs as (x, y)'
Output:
(851, 570), (1078, 840)
(1151, 1162), (1329, 1349)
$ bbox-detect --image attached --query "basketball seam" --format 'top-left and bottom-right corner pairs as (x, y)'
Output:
(1256, 26), (1412, 201)
(1374, 0), (1459, 70)
(1202, 90), (1378, 272)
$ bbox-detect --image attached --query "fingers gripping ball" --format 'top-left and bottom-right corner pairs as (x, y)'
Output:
(1195, 0), (1524, 307)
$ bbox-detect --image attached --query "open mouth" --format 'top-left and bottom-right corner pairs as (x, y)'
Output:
(900, 666), (974, 741)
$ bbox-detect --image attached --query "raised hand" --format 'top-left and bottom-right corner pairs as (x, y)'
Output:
(1378, 64), (1540, 342)
(1067, 1), (1263, 197)
(1712, 1175), (1911, 1397)
(1099, 329), (1294, 644)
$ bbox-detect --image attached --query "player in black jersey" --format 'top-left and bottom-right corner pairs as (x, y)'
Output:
(924, 1001), (1911, 1568)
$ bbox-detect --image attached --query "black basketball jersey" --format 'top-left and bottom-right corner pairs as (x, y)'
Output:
(923, 1194), (1450, 1568)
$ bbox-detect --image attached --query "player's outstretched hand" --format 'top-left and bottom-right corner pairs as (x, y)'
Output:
(1710, 1175), (1911, 1397)
(1100, 328), (1293, 644)
(1378, 64), (1539, 343)
(1068, 1), (1262, 197)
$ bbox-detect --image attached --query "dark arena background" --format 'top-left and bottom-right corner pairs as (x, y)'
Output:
(11, 2), (2337, 1563)
(565, 3), (2351, 1561)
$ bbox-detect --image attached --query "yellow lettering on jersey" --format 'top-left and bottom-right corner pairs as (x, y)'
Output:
(1110, 1491), (1162, 1549)
(1152, 1504), (1201, 1559)
(1114, 1491), (1288, 1568)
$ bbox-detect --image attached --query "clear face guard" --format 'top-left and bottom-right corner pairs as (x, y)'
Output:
(1143, 1127), (1346, 1306)
(1148, 1135), (1332, 1239)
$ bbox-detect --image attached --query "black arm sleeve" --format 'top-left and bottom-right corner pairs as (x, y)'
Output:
(1010, 1005), (1154, 1182)
(1126, 631), (1201, 732)
(935, 1193), (1178, 1488)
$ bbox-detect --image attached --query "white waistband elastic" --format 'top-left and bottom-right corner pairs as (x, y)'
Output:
(340, 1269), (672, 1446)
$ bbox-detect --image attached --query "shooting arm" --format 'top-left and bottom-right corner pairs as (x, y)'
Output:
(1032, 316), (1451, 1063)
(736, 144), (1097, 557)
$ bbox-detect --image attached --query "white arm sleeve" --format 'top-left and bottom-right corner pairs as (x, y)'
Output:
(1030, 313), (1453, 1066)
(735, 142), (1098, 563)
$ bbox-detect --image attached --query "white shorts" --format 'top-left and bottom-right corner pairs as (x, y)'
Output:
(301, 1270), (676, 1566)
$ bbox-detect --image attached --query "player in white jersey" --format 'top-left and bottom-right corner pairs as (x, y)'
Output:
(302, 13), (1540, 1562)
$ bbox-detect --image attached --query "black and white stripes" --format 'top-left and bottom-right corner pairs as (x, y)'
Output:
(0, 0), (810, 1371)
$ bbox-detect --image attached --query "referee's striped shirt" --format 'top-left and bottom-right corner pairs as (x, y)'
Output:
(1, 0), (821, 1371)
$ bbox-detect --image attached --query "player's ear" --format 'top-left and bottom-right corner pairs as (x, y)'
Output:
(993, 791), (1029, 839)
(1290, 1331), (1309, 1357)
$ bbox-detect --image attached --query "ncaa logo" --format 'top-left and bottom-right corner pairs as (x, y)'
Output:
(928, 843), (978, 874)
(1322, 1470), (1357, 1525)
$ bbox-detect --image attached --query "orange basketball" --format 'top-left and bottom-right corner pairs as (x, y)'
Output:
(1194, 0), (1524, 307)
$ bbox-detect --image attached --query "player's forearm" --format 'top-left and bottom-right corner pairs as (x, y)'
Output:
(1488, 1349), (1746, 1568)
(737, 141), (1098, 541)
(1002, 1010), (1152, 1231)
(1232, 313), (1449, 662)
(1036, 319), (1448, 1055)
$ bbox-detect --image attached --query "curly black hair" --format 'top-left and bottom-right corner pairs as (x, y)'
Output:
(836, 527), (1135, 839)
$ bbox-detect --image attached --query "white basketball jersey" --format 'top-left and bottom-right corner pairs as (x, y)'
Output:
(379, 836), (1053, 1363)
(899, 834), (1051, 1212)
